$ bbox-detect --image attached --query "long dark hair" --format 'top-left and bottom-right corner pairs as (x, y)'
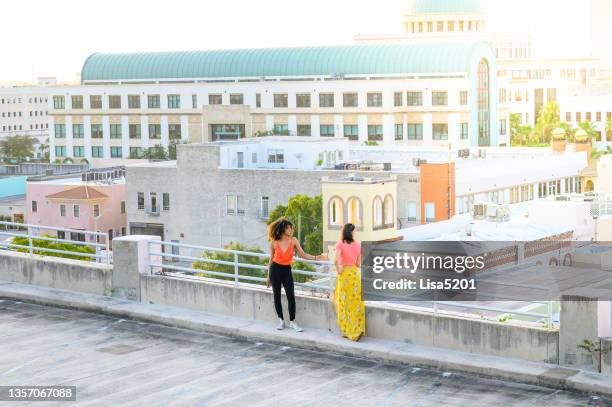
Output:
(342, 223), (355, 244)
(268, 217), (293, 241)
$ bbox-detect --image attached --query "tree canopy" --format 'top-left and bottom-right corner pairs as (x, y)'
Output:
(0, 135), (35, 161)
(267, 194), (323, 255)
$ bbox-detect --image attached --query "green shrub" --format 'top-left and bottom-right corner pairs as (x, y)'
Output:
(11, 234), (96, 261)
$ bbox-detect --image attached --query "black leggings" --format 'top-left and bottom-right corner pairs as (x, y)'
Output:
(269, 262), (296, 321)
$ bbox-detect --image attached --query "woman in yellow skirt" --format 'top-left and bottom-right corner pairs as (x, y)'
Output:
(333, 223), (365, 341)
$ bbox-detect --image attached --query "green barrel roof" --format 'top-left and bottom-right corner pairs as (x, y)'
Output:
(81, 42), (492, 82)
(412, 0), (482, 14)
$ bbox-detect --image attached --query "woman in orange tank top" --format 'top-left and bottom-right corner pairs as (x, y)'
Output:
(266, 217), (327, 332)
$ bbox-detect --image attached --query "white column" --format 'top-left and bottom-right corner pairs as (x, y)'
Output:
(121, 115), (129, 158)
(84, 116), (92, 161)
(102, 116), (110, 159)
(288, 115), (297, 136)
(358, 115), (368, 142)
(140, 116), (149, 150)
(382, 114), (394, 145)
(65, 116), (74, 158)
(311, 115), (321, 138)
(160, 115), (169, 149)
(49, 115), (56, 161)
(180, 115), (189, 142)
(448, 113), (460, 145)
(334, 114), (343, 139)
(422, 113), (433, 144)
(265, 115), (274, 131)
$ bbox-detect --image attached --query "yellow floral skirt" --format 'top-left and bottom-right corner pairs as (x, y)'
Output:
(333, 265), (366, 341)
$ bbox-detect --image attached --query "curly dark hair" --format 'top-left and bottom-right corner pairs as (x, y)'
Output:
(268, 217), (293, 241)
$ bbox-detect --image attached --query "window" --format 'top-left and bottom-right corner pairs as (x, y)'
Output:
(110, 147), (122, 157)
(320, 125), (335, 137)
(71, 95), (83, 109)
(89, 95), (102, 109)
(395, 124), (403, 140)
(367, 92), (382, 107)
(150, 193), (157, 213)
(237, 196), (245, 215)
(344, 125), (358, 141)
(297, 125), (311, 137)
(407, 202), (417, 222)
(329, 197), (344, 226)
(261, 197), (270, 219)
(73, 146), (85, 157)
(407, 91), (422, 106)
(31, 201), (37, 213)
(499, 119), (507, 136)
(129, 124), (141, 139)
(53, 96), (65, 109)
(368, 125), (383, 141)
(267, 149), (284, 163)
(226, 195), (235, 215)
(407, 123), (423, 140)
(73, 205), (80, 218)
(149, 124), (161, 139)
(109, 95), (121, 109)
(566, 112), (572, 122)
(192, 94), (198, 108)
(460, 91), (468, 105)
(343, 92), (358, 107)
(57, 231), (65, 240)
(147, 95), (160, 108)
(121, 200), (126, 214)
(319, 93), (334, 108)
(499, 89), (507, 103)
(273, 124), (289, 135)
(383, 195), (394, 226)
(433, 123), (448, 140)
(229, 94), (243, 105)
(432, 91), (448, 106)
(296, 93), (311, 108)
(122, 227), (126, 236)
(162, 193), (170, 211)
(208, 94), (222, 105)
(394, 92), (403, 107)
(110, 124), (122, 139)
(129, 147), (143, 158)
(347, 197), (362, 227)
(576, 112), (581, 122)
(256, 93), (261, 108)
(169, 124), (181, 140)
(55, 146), (66, 157)
(597, 112), (602, 122)
(167, 94), (180, 108)
(274, 93), (288, 108)
(91, 124), (103, 139)
(477, 59), (490, 145)
(460, 122), (469, 139)
(137, 192), (145, 210)
(437, 21), (444, 31)
(73, 124), (84, 138)
(128, 95), (140, 108)
(92, 146), (103, 157)
(373, 197), (383, 228)
(54, 124), (66, 138)
(425, 202), (435, 223)
(60, 204), (66, 217)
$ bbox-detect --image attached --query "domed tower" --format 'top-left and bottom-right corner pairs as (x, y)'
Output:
(402, 0), (485, 36)
(551, 127), (567, 153)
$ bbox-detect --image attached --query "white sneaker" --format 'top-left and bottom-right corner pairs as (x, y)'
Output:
(276, 319), (285, 330)
(289, 321), (304, 332)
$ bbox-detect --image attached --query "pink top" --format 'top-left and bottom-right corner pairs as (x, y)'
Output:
(335, 241), (361, 266)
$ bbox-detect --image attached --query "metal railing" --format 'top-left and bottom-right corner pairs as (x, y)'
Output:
(147, 240), (334, 294)
(0, 221), (110, 265)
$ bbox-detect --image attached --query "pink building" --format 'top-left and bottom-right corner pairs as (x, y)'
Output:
(26, 167), (127, 245)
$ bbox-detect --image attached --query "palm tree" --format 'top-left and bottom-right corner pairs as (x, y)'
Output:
(578, 121), (599, 141)
(535, 101), (560, 143)
(605, 118), (612, 142)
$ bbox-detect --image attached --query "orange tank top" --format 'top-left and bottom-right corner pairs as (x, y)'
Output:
(272, 239), (294, 265)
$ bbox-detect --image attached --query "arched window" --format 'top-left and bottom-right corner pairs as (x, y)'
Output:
(384, 195), (394, 226)
(477, 58), (490, 146)
(347, 197), (362, 227)
(373, 196), (384, 228)
(328, 197), (344, 227)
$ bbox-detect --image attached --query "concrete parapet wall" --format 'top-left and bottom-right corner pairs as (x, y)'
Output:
(141, 274), (558, 363)
(0, 250), (112, 296)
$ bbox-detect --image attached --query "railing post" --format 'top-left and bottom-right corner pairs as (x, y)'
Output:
(27, 225), (33, 256)
(547, 298), (553, 329)
(105, 234), (110, 266)
(233, 252), (239, 285)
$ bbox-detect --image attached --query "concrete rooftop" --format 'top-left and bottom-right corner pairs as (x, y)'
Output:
(0, 299), (606, 406)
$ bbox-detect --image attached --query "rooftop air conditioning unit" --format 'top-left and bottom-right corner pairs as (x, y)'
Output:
(457, 149), (470, 159)
(555, 195), (570, 201)
(478, 149), (487, 159)
(472, 203), (486, 219)
(383, 163), (391, 171)
(412, 158), (427, 167)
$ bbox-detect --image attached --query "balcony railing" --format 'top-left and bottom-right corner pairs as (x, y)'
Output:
(0, 221), (110, 265)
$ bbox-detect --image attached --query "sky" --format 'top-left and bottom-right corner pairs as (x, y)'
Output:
(0, 0), (592, 84)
